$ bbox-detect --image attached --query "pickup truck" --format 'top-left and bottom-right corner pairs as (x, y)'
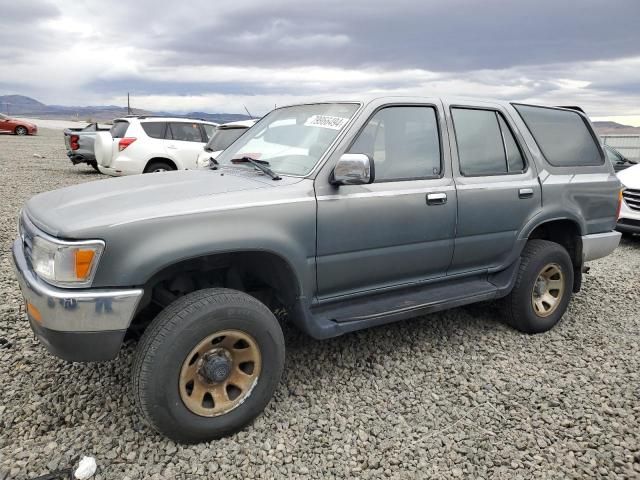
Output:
(63, 122), (111, 171)
(12, 97), (622, 443)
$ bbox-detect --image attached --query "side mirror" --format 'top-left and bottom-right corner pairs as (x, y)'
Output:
(331, 153), (374, 185)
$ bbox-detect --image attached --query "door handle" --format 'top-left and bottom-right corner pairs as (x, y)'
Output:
(426, 192), (447, 205)
(519, 188), (534, 199)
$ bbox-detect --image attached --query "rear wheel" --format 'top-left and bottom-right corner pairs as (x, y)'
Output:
(502, 239), (573, 333)
(132, 288), (285, 443)
(144, 160), (175, 173)
(14, 126), (27, 135)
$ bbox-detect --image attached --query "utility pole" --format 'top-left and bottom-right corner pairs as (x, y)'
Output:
(127, 92), (131, 115)
(5, 102), (10, 116)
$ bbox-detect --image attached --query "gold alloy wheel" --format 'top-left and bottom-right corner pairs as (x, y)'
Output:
(531, 263), (565, 318)
(179, 329), (262, 417)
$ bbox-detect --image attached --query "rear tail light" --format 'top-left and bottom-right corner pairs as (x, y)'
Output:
(118, 137), (137, 151)
(70, 134), (79, 151)
(616, 189), (624, 220)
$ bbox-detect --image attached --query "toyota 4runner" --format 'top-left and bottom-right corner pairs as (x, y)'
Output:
(12, 97), (622, 443)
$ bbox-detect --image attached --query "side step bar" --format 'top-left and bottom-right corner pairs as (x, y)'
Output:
(295, 260), (519, 339)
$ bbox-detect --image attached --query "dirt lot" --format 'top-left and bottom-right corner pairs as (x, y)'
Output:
(0, 128), (639, 479)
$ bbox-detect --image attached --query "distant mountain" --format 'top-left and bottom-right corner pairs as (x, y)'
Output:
(0, 94), (251, 123)
(592, 121), (640, 135)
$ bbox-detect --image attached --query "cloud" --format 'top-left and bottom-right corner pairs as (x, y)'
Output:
(0, 0), (639, 117)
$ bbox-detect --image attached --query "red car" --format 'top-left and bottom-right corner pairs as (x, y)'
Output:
(0, 113), (37, 135)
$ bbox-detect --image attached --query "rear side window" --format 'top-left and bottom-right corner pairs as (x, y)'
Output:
(141, 122), (167, 139)
(452, 108), (525, 176)
(110, 121), (129, 138)
(513, 104), (603, 167)
(348, 106), (441, 181)
(168, 122), (204, 142)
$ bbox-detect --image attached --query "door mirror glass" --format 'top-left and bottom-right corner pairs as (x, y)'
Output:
(332, 153), (374, 185)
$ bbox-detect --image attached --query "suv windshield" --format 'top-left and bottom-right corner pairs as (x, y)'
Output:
(206, 127), (248, 152)
(216, 103), (359, 176)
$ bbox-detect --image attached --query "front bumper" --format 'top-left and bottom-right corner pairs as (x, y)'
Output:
(617, 199), (640, 234)
(11, 238), (143, 361)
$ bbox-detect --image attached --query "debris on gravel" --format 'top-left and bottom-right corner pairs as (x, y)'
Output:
(1, 128), (639, 479)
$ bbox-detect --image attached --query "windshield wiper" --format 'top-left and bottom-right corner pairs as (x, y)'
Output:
(231, 156), (281, 180)
(208, 158), (220, 170)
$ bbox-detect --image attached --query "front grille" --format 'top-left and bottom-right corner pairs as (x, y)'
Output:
(623, 189), (640, 211)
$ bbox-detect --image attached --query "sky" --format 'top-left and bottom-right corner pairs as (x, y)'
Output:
(1, 0), (640, 123)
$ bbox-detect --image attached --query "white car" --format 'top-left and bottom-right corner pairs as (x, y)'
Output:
(196, 119), (257, 168)
(95, 117), (218, 176)
(617, 163), (640, 234)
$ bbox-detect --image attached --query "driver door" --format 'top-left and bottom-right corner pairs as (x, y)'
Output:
(314, 103), (457, 299)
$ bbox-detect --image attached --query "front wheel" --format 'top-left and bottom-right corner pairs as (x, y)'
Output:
(14, 126), (27, 135)
(132, 288), (285, 443)
(501, 239), (574, 334)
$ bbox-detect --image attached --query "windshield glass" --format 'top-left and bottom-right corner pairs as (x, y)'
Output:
(216, 103), (359, 176)
(206, 128), (248, 152)
(0, 113), (7, 120)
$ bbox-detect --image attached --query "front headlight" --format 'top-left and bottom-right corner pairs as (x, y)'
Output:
(30, 235), (104, 287)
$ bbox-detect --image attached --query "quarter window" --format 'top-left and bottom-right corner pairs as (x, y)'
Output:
(348, 106), (441, 181)
(452, 108), (525, 176)
(141, 122), (167, 139)
(168, 122), (204, 142)
(513, 104), (603, 167)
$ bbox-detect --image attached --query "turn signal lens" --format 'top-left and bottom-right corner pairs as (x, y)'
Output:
(26, 303), (42, 323)
(75, 249), (96, 280)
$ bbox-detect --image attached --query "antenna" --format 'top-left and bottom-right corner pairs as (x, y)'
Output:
(243, 104), (252, 118)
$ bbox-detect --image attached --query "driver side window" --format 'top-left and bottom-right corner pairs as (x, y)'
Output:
(348, 106), (441, 182)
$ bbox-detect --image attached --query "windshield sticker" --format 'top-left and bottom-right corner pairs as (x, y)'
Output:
(304, 115), (349, 130)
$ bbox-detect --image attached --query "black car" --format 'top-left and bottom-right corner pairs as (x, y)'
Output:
(604, 144), (637, 172)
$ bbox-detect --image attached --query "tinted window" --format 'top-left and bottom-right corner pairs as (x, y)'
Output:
(498, 115), (525, 172)
(348, 106), (441, 181)
(110, 120), (129, 138)
(141, 121), (167, 139)
(206, 128), (247, 151)
(452, 108), (525, 176)
(202, 124), (215, 140)
(513, 104), (603, 166)
(168, 122), (204, 142)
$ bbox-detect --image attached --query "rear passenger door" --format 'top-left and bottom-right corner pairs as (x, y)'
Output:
(444, 101), (542, 274)
(165, 122), (208, 169)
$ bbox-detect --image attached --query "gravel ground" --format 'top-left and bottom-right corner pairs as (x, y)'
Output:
(0, 128), (639, 479)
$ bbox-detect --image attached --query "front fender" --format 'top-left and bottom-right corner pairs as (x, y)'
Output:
(91, 189), (317, 298)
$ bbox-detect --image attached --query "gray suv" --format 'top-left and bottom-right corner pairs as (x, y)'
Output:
(12, 97), (622, 443)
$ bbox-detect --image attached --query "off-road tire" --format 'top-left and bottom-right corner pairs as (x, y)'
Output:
(501, 239), (573, 334)
(144, 160), (175, 173)
(132, 288), (285, 443)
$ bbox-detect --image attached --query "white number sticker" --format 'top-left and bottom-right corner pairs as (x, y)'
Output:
(304, 115), (349, 130)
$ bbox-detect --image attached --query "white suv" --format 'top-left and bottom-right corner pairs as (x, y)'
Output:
(95, 117), (218, 176)
(617, 164), (640, 234)
(196, 119), (257, 168)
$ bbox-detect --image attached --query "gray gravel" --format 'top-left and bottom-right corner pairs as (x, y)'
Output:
(1, 128), (639, 479)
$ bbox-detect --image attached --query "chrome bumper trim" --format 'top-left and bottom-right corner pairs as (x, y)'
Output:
(582, 231), (621, 263)
(12, 238), (143, 332)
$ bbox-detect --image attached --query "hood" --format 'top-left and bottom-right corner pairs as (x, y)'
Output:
(617, 163), (640, 188)
(25, 168), (301, 238)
